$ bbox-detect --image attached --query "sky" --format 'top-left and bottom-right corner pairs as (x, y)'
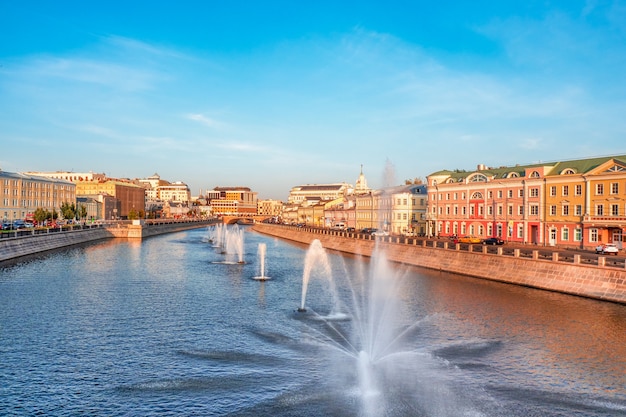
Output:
(1, 1), (626, 200)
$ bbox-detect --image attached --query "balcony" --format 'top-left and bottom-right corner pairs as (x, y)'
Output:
(583, 215), (626, 227)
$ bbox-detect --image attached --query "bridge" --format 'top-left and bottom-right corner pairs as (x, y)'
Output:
(221, 215), (272, 225)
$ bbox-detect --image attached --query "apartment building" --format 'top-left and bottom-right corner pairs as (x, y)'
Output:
(1, 170), (75, 222)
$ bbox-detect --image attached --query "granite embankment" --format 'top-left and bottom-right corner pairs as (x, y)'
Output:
(252, 223), (626, 305)
(0, 219), (217, 263)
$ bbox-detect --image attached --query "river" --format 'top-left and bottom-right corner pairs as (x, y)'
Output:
(1, 226), (625, 416)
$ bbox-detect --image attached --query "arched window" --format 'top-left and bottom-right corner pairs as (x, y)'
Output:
(529, 171), (540, 178)
(468, 173), (488, 182)
(561, 168), (576, 175)
(506, 172), (519, 178)
(471, 192), (483, 200)
(445, 178), (455, 184)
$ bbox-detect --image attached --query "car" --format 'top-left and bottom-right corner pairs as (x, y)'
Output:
(360, 228), (377, 235)
(459, 236), (481, 244)
(482, 237), (505, 245)
(371, 230), (389, 237)
(595, 243), (620, 255)
(345, 227), (356, 233)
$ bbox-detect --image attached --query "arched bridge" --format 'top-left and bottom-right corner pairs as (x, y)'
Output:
(221, 215), (272, 225)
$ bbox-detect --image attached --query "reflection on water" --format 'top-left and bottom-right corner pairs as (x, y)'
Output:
(0, 228), (624, 417)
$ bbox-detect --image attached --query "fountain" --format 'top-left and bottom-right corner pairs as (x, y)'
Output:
(296, 239), (470, 416)
(208, 223), (245, 264)
(252, 243), (270, 281)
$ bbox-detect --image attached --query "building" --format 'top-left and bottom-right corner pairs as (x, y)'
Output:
(77, 179), (145, 219)
(1, 170), (75, 222)
(211, 186), (258, 217)
(257, 199), (284, 217)
(157, 181), (191, 204)
(425, 154), (626, 249)
(287, 183), (353, 205)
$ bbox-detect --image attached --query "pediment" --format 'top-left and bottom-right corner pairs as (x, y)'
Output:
(587, 158), (626, 175)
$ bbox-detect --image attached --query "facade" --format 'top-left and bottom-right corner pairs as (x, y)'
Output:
(257, 199), (284, 217)
(426, 155), (626, 249)
(158, 181), (191, 204)
(211, 187), (258, 216)
(323, 197), (356, 229)
(1, 170), (75, 222)
(287, 183), (352, 205)
(76, 179), (145, 219)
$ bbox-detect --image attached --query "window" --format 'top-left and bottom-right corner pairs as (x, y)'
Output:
(562, 205), (569, 216)
(462, 207), (466, 215)
(596, 204), (604, 216)
(478, 225), (484, 236)
(590, 228), (598, 243)
(596, 184), (604, 195)
(497, 190), (503, 198)
(575, 205), (582, 216)
(508, 205), (513, 216)
(470, 225), (475, 235)
(574, 228), (582, 242)
(518, 189), (524, 198)
(508, 190), (513, 198)
(611, 183), (619, 194)
(530, 188), (539, 197)
(454, 206), (458, 215)
(488, 206), (493, 216)
(517, 224), (523, 238)
(550, 205), (557, 216)
(562, 185), (569, 196)
(562, 228), (569, 241)
(488, 191), (493, 199)
(446, 206), (450, 215)
(611, 204), (619, 216)
(530, 205), (539, 215)
(488, 224), (493, 236)
(454, 193), (458, 200)
(550, 186), (557, 196)
(518, 206), (524, 215)
(479, 206), (484, 216)
(574, 184), (582, 196)
(497, 205), (503, 215)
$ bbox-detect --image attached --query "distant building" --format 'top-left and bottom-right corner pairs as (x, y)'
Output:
(76, 179), (145, 219)
(287, 183), (353, 205)
(257, 199), (283, 217)
(0, 170), (75, 222)
(211, 186), (258, 216)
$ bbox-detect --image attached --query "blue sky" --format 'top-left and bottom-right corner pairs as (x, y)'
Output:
(1, 1), (625, 200)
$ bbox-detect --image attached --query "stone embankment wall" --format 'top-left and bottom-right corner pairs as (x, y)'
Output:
(0, 220), (217, 262)
(0, 228), (113, 262)
(252, 223), (626, 305)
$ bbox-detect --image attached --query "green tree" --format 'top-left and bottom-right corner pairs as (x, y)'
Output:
(128, 209), (138, 220)
(34, 208), (49, 225)
(60, 202), (76, 221)
(77, 204), (88, 221)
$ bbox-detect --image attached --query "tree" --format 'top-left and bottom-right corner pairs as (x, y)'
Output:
(128, 209), (139, 220)
(77, 204), (88, 221)
(34, 208), (50, 225)
(60, 202), (76, 221)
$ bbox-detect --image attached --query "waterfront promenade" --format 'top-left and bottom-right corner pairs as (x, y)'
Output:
(253, 223), (626, 305)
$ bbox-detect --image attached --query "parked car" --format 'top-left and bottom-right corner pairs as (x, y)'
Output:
(360, 228), (377, 235)
(345, 227), (356, 233)
(372, 230), (389, 237)
(459, 236), (481, 244)
(482, 237), (505, 245)
(595, 243), (620, 255)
